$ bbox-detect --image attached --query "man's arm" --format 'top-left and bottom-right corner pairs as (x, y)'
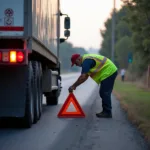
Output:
(73, 73), (89, 88)
(68, 59), (95, 93)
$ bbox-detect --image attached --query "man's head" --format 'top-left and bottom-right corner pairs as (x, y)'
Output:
(71, 54), (82, 67)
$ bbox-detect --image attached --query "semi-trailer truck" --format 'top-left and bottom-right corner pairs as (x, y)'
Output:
(0, 0), (70, 128)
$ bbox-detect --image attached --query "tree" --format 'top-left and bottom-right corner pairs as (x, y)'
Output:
(115, 36), (132, 68)
(122, 0), (150, 76)
(99, 6), (131, 69)
(59, 42), (88, 73)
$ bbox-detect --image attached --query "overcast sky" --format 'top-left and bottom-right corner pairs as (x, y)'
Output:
(60, 0), (123, 51)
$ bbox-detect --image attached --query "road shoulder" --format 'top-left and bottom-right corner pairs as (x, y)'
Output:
(71, 94), (149, 150)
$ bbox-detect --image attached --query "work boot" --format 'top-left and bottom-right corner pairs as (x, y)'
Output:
(96, 111), (112, 118)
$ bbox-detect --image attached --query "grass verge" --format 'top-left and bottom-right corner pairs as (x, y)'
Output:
(113, 79), (150, 144)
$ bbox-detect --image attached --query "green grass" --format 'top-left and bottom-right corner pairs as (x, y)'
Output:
(114, 79), (150, 143)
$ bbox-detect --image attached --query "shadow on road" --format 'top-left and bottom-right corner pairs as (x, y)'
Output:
(0, 104), (59, 129)
(0, 117), (24, 129)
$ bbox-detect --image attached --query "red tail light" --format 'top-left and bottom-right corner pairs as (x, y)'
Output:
(17, 52), (24, 62)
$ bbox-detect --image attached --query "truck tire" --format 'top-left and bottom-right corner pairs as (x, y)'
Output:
(38, 62), (43, 118)
(57, 77), (62, 97)
(32, 61), (40, 123)
(23, 61), (34, 128)
(46, 78), (61, 105)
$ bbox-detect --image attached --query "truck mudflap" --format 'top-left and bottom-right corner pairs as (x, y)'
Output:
(0, 65), (27, 117)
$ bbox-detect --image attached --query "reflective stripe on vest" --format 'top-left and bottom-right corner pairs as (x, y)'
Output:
(85, 56), (107, 78)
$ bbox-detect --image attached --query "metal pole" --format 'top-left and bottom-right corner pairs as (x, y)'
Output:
(111, 0), (116, 62)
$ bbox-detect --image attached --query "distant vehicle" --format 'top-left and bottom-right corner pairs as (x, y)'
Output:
(0, 0), (71, 128)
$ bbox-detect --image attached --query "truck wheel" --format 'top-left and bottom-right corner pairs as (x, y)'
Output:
(32, 61), (40, 123)
(23, 61), (34, 128)
(38, 62), (43, 118)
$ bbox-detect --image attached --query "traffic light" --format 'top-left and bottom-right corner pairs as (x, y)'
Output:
(128, 52), (133, 63)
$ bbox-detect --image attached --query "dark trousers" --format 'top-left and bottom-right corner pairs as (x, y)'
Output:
(99, 71), (118, 114)
(121, 75), (125, 82)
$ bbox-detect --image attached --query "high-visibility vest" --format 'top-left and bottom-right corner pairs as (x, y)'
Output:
(82, 54), (118, 84)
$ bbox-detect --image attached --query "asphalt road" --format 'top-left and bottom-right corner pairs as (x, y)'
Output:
(0, 73), (149, 150)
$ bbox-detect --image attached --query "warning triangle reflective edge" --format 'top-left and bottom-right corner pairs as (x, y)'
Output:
(57, 93), (85, 118)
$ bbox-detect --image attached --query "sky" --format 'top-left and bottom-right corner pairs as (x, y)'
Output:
(60, 0), (124, 51)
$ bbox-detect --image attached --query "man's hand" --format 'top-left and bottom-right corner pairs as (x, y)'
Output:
(68, 85), (76, 93)
(68, 74), (89, 93)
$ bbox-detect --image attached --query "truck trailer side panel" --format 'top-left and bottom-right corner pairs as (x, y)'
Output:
(32, 0), (58, 57)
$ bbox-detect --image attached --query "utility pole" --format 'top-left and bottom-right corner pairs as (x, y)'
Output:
(111, 0), (116, 62)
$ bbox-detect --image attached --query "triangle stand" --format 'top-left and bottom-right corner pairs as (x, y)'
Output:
(57, 93), (85, 118)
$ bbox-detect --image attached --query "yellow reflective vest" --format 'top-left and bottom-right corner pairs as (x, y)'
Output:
(82, 54), (118, 84)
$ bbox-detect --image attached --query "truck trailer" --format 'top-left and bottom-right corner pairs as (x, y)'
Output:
(0, 0), (70, 128)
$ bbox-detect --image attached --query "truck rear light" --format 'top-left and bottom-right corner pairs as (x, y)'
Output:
(9, 51), (24, 63)
(17, 52), (24, 62)
(2, 52), (9, 62)
(0, 50), (25, 64)
(10, 51), (17, 63)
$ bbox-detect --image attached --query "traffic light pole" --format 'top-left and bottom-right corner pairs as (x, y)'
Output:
(111, 0), (116, 62)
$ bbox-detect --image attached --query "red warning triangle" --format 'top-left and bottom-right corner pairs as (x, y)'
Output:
(57, 93), (85, 118)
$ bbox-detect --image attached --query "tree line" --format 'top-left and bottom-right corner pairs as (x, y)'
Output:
(59, 42), (88, 73)
(99, 0), (150, 78)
